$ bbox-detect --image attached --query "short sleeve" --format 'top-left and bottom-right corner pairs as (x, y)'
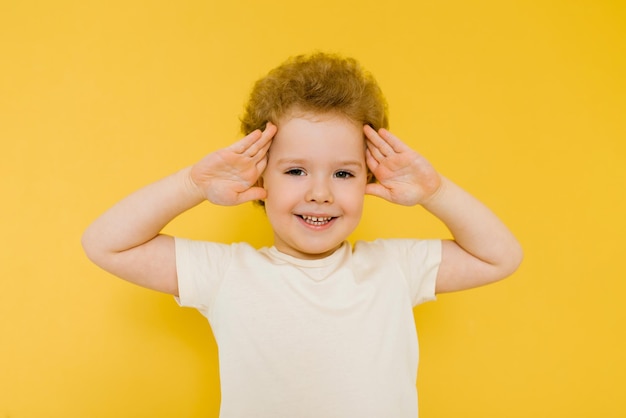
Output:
(174, 237), (233, 318)
(354, 239), (442, 307)
(401, 239), (441, 306)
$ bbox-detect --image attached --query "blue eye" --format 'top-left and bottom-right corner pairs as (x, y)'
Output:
(334, 170), (354, 179)
(285, 168), (306, 176)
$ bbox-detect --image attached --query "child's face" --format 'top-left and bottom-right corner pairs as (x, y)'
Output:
(261, 112), (368, 259)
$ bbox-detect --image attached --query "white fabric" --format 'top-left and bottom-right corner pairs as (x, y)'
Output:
(175, 238), (441, 418)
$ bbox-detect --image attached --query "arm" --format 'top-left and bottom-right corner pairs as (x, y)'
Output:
(363, 126), (523, 293)
(81, 124), (276, 295)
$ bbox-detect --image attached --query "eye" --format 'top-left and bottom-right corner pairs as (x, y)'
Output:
(285, 168), (306, 176)
(334, 170), (354, 179)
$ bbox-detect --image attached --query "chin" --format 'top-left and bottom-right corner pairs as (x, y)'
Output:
(298, 242), (344, 259)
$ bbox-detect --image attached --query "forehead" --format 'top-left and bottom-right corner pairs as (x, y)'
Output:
(271, 112), (365, 157)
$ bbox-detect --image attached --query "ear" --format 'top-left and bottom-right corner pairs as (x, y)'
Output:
(366, 170), (376, 184)
(255, 174), (265, 189)
(253, 175), (266, 207)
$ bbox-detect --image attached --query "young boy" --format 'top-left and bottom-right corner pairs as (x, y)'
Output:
(82, 53), (522, 417)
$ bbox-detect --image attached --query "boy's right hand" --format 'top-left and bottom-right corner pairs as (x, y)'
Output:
(189, 123), (277, 206)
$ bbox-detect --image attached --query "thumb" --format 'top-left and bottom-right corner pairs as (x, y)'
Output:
(365, 183), (391, 201)
(237, 186), (268, 204)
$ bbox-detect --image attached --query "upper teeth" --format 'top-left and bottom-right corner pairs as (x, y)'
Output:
(302, 215), (332, 223)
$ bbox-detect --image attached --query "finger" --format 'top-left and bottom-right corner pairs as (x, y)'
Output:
(378, 128), (411, 153)
(255, 154), (269, 173)
(247, 122), (277, 158)
(364, 182), (391, 201)
(230, 130), (262, 155)
(366, 139), (386, 162)
(257, 122), (277, 153)
(264, 121), (278, 136)
(231, 123), (276, 157)
(237, 186), (267, 204)
(365, 147), (380, 172)
(363, 125), (394, 157)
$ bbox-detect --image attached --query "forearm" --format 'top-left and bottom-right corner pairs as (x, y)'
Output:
(82, 167), (203, 260)
(363, 126), (522, 291)
(423, 177), (523, 288)
(82, 128), (273, 293)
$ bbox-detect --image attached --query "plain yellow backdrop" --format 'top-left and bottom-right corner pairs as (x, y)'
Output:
(1, 0), (624, 416)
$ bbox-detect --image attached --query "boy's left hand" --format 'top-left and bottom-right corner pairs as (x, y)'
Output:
(364, 125), (441, 206)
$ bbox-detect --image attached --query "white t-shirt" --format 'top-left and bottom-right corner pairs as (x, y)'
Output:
(175, 238), (441, 418)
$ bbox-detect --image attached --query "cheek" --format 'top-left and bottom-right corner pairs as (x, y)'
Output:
(260, 172), (279, 193)
(341, 184), (366, 210)
(265, 176), (285, 195)
(262, 177), (296, 209)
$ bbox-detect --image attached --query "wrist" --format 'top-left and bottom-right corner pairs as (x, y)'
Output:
(178, 166), (207, 206)
(420, 175), (448, 209)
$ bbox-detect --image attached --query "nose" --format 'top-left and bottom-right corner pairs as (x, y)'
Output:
(305, 177), (334, 203)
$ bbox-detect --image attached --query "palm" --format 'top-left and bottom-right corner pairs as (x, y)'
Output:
(364, 126), (441, 206)
(191, 124), (276, 206)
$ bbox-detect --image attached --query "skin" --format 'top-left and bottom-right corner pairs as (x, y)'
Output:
(82, 111), (523, 296)
(261, 113), (369, 259)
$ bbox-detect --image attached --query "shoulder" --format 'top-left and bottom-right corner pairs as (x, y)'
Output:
(175, 237), (258, 256)
(175, 238), (263, 274)
(175, 239), (269, 311)
(352, 239), (441, 306)
(353, 239), (442, 282)
(353, 238), (442, 261)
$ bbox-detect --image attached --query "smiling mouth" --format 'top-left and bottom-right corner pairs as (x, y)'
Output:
(299, 215), (334, 226)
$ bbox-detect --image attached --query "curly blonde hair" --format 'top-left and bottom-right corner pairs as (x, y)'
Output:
(240, 52), (388, 134)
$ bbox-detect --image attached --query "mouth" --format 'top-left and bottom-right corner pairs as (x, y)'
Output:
(298, 215), (335, 226)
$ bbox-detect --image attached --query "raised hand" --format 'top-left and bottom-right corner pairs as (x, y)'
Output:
(364, 125), (441, 206)
(190, 123), (277, 206)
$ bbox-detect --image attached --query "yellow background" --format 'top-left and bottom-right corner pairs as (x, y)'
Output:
(1, 0), (624, 416)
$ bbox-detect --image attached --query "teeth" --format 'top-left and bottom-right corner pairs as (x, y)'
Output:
(301, 215), (333, 225)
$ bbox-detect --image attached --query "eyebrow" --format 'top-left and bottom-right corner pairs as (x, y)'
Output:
(274, 157), (365, 168)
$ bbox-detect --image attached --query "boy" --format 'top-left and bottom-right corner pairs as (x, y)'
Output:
(82, 53), (522, 417)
